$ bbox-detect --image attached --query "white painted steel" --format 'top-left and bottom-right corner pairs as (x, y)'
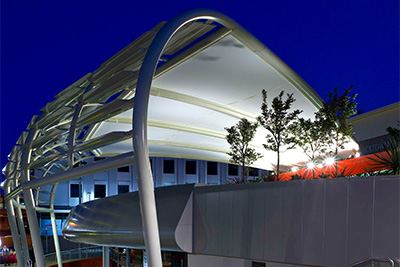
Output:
(50, 184), (62, 267)
(15, 198), (30, 263)
(20, 127), (46, 267)
(4, 180), (25, 266)
(102, 246), (109, 267)
(132, 8), (264, 267)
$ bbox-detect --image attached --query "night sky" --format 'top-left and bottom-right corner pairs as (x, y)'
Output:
(1, 1), (399, 174)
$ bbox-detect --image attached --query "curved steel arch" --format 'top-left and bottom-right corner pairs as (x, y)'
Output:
(132, 8), (255, 267)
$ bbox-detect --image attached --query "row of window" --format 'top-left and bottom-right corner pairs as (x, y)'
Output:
(116, 159), (259, 176)
(68, 159), (261, 200)
(70, 184), (107, 198)
(70, 183), (130, 199)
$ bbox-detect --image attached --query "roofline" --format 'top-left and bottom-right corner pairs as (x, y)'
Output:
(229, 27), (324, 109)
(349, 101), (400, 122)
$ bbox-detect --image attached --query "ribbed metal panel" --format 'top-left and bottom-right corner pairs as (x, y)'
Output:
(62, 177), (400, 266)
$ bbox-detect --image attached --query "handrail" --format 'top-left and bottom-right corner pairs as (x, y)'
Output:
(109, 247), (126, 266)
(348, 257), (395, 267)
(44, 245), (102, 266)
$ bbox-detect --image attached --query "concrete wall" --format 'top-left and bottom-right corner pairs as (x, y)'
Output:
(193, 176), (400, 266)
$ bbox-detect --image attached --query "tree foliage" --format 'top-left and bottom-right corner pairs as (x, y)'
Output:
(225, 118), (262, 181)
(320, 86), (358, 152)
(387, 121), (400, 143)
(369, 122), (400, 175)
(319, 86), (357, 176)
(257, 90), (302, 179)
(292, 114), (330, 178)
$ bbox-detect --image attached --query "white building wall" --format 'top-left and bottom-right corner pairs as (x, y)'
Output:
(51, 157), (265, 208)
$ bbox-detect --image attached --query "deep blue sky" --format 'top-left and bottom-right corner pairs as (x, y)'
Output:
(1, 0), (399, 173)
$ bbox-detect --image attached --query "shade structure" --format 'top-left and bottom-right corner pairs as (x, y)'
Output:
(5, 12), (357, 177)
(4, 9), (359, 267)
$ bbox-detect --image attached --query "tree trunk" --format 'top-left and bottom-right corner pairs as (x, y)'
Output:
(335, 146), (338, 177)
(276, 150), (280, 181)
(242, 162), (246, 183)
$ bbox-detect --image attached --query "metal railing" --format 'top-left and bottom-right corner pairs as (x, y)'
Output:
(348, 257), (395, 267)
(110, 247), (131, 267)
(44, 245), (102, 266)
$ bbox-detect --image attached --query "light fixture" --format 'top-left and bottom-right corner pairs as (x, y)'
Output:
(324, 157), (335, 166)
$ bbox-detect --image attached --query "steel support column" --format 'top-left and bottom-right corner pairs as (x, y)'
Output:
(50, 210), (62, 267)
(20, 125), (46, 267)
(15, 197), (30, 263)
(49, 183), (62, 267)
(102, 246), (109, 267)
(4, 181), (25, 266)
(126, 248), (131, 267)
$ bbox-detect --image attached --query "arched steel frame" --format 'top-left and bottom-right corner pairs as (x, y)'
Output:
(131, 8), (269, 266)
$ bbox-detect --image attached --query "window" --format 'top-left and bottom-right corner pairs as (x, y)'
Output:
(70, 184), (81, 198)
(207, 162), (218, 175)
(117, 166), (130, 172)
(249, 167), (258, 177)
(228, 164), (239, 176)
(185, 161), (197, 175)
(94, 184), (106, 198)
(118, 185), (130, 194)
(163, 159), (175, 174)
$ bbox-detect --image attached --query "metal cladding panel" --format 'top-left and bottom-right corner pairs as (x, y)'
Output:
(232, 188), (249, 258)
(247, 188), (266, 260)
(373, 178), (399, 258)
(62, 183), (195, 251)
(192, 176), (400, 266)
(323, 179), (348, 266)
(282, 181), (303, 263)
(218, 190), (233, 256)
(192, 189), (208, 253)
(264, 182), (284, 262)
(205, 191), (220, 254)
(301, 180), (325, 265)
(347, 178), (374, 265)
(63, 177), (400, 266)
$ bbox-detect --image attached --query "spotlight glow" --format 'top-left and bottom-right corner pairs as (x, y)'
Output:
(307, 162), (314, 169)
(324, 157), (335, 165)
(317, 164), (323, 169)
(291, 167), (298, 172)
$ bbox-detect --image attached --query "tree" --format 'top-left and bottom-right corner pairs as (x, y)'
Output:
(319, 86), (357, 177)
(292, 114), (329, 179)
(225, 118), (262, 182)
(369, 122), (400, 175)
(387, 121), (400, 143)
(257, 90), (302, 180)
